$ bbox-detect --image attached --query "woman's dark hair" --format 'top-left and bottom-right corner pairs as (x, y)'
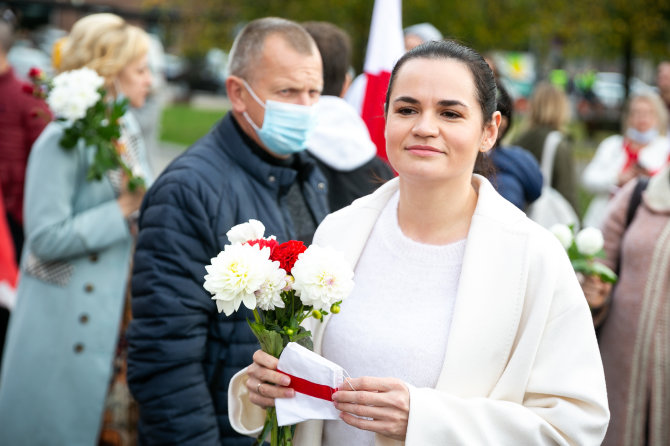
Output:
(494, 83), (513, 147)
(384, 40), (497, 126)
(384, 39), (497, 176)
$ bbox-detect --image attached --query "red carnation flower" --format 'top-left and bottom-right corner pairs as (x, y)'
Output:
(271, 240), (307, 274)
(247, 238), (279, 255)
(28, 67), (42, 79)
(22, 84), (35, 95)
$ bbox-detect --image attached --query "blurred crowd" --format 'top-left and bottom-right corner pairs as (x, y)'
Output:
(0, 6), (669, 446)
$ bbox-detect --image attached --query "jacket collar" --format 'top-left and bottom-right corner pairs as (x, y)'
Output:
(214, 113), (323, 190)
(644, 165), (670, 214)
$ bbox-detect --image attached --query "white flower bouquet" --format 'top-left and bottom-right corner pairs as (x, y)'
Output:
(203, 219), (354, 446)
(26, 67), (144, 191)
(550, 224), (617, 283)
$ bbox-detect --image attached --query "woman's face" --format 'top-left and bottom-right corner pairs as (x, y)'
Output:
(117, 53), (152, 108)
(385, 57), (498, 185)
(628, 98), (658, 133)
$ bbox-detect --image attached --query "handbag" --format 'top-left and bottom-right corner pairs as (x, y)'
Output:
(527, 131), (580, 229)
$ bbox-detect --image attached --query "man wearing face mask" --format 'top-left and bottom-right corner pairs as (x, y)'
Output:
(582, 90), (670, 228)
(126, 18), (330, 445)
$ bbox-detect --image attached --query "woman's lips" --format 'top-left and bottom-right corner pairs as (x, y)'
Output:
(406, 145), (443, 156)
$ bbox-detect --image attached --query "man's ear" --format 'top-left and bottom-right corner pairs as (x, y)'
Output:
(339, 72), (353, 98)
(226, 75), (247, 113)
(480, 111), (502, 153)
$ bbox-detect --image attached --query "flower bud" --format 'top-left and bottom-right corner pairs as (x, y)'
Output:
(283, 275), (294, 292)
(330, 304), (340, 314)
(550, 224), (573, 250)
(285, 328), (294, 336)
(575, 227), (604, 256)
(312, 309), (322, 319)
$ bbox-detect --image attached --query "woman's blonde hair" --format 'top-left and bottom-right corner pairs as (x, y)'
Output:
(527, 82), (571, 129)
(59, 13), (149, 89)
(622, 90), (669, 136)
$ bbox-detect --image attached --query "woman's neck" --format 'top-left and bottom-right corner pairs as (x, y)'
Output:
(397, 177), (478, 245)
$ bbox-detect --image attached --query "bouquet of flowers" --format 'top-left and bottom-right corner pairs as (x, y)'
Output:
(550, 224), (617, 283)
(203, 219), (354, 446)
(25, 67), (144, 191)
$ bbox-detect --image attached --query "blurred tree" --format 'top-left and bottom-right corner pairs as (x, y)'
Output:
(143, 0), (669, 95)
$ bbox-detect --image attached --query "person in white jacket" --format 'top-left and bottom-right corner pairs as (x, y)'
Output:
(228, 39), (609, 445)
(582, 91), (670, 228)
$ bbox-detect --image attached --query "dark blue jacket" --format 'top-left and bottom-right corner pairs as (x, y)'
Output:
(488, 145), (543, 211)
(127, 113), (330, 445)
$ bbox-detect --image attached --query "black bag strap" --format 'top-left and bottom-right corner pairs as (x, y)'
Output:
(625, 177), (649, 230)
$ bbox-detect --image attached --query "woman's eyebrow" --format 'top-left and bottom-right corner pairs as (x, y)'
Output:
(393, 96), (467, 108)
(437, 99), (467, 108)
(393, 96), (419, 104)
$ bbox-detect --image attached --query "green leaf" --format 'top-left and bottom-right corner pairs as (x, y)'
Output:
(572, 258), (618, 284)
(247, 321), (286, 358)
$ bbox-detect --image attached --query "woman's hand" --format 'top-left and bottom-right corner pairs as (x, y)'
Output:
(579, 273), (612, 310)
(245, 350), (295, 408)
(579, 273), (613, 327)
(332, 377), (410, 441)
(116, 176), (146, 217)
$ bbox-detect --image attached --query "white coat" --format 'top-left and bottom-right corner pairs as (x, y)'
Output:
(581, 134), (670, 228)
(229, 176), (610, 445)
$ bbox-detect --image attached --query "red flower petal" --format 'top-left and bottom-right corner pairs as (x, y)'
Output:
(271, 240), (307, 274)
(22, 84), (35, 95)
(247, 238), (279, 255)
(28, 67), (42, 78)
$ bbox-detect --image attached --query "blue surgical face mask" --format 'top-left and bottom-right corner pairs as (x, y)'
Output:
(626, 127), (659, 145)
(242, 80), (317, 156)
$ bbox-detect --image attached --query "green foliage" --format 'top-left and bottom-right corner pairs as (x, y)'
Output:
(146, 0), (670, 75)
(57, 91), (144, 191)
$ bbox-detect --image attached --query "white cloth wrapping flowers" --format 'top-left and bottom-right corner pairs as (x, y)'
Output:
(275, 342), (345, 426)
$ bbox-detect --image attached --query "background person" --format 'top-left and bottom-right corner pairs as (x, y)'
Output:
(582, 91), (669, 228)
(657, 60), (670, 115)
(229, 40), (608, 445)
(586, 163), (670, 446)
(514, 82), (579, 215)
(302, 21), (395, 212)
(0, 13), (153, 446)
(487, 83), (543, 211)
(126, 17), (330, 445)
(402, 22), (443, 51)
(0, 10), (51, 263)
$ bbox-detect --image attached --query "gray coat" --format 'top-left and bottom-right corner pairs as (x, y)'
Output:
(0, 116), (153, 446)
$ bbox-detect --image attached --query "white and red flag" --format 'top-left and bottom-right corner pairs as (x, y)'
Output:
(275, 342), (345, 426)
(357, 0), (405, 161)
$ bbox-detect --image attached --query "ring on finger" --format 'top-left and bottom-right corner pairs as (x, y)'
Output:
(257, 382), (263, 396)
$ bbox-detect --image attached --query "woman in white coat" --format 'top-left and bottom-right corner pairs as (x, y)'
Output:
(229, 40), (609, 445)
(582, 91), (669, 228)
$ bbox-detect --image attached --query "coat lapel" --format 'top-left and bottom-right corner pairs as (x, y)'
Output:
(313, 179), (400, 354)
(436, 177), (530, 397)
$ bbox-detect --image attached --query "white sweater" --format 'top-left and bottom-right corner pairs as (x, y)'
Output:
(321, 191), (465, 445)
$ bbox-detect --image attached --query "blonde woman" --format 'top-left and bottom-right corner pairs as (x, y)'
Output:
(514, 82), (578, 214)
(582, 91), (669, 228)
(0, 13), (153, 445)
